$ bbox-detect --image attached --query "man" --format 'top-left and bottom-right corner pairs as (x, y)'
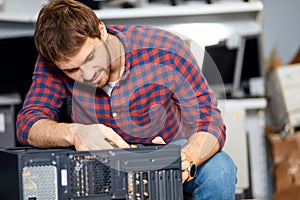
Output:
(16, 0), (236, 199)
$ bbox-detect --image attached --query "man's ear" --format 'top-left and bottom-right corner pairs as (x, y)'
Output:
(99, 22), (108, 41)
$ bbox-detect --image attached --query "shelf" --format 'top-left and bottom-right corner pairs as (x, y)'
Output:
(219, 98), (267, 110)
(0, 0), (263, 39)
(0, 0), (263, 23)
(96, 0), (263, 20)
(0, 22), (35, 39)
(0, 93), (21, 105)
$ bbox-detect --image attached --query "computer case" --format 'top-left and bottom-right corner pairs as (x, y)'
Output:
(0, 144), (183, 200)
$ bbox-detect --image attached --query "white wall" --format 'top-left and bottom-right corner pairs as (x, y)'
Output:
(261, 0), (300, 64)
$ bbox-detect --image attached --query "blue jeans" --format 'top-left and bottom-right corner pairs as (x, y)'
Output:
(183, 151), (237, 200)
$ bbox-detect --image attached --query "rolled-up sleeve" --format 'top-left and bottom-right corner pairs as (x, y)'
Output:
(16, 55), (66, 145)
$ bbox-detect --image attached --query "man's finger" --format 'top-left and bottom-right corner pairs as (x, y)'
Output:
(101, 125), (130, 148)
(90, 139), (114, 150)
(182, 170), (189, 183)
(152, 136), (166, 144)
(181, 160), (190, 171)
(181, 152), (186, 161)
(105, 136), (130, 148)
(75, 141), (89, 151)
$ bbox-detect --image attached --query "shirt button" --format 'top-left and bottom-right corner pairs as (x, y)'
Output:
(112, 112), (118, 117)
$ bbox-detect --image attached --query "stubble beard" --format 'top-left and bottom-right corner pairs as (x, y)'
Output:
(96, 66), (111, 89)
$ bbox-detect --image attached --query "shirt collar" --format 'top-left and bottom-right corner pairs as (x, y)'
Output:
(106, 26), (131, 81)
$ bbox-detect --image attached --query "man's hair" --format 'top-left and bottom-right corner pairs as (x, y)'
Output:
(34, 0), (101, 63)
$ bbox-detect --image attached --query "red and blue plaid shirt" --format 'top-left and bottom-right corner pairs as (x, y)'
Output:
(16, 25), (226, 148)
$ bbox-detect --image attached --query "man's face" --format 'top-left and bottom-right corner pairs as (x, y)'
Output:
(55, 37), (111, 88)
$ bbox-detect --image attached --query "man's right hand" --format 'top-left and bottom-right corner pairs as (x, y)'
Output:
(72, 124), (130, 151)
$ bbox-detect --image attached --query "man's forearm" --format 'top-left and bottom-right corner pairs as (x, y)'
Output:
(28, 119), (75, 148)
(181, 131), (220, 166)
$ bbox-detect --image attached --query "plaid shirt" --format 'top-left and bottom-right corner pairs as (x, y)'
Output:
(16, 25), (226, 147)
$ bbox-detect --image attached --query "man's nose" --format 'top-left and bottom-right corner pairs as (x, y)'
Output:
(80, 65), (95, 81)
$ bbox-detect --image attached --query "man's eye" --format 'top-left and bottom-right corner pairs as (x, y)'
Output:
(86, 54), (94, 62)
(66, 68), (78, 73)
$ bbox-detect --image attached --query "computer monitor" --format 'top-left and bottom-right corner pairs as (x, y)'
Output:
(202, 35), (263, 99)
(240, 36), (263, 94)
(202, 41), (237, 98)
(0, 36), (37, 99)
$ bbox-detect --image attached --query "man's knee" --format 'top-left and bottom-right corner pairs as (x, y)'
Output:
(183, 151), (237, 199)
(201, 151), (237, 185)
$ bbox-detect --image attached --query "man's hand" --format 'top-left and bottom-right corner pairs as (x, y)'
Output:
(181, 152), (192, 183)
(73, 124), (130, 151)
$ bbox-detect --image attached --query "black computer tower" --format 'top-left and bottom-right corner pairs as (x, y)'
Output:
(0, 144), (183, 200)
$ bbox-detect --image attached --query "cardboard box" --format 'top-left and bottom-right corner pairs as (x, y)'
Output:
(265, 126), (300, 164)
(272, 186), (300, 200)
(266, 126), (300, 199)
